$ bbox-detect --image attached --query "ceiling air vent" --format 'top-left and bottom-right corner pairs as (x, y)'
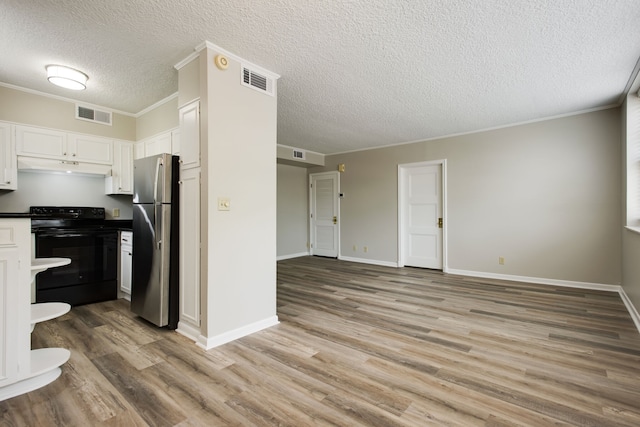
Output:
(76, 105), (112, 126)
(293, 149), (305, 160)
(241, 66), (274, 96)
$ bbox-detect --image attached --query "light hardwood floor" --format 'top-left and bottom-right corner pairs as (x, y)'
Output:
(2, 256), (640, 426)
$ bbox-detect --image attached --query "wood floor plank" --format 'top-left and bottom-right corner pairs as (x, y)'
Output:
(2, 256), (640, 426)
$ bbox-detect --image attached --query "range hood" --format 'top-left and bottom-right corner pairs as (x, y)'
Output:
(17, 156), (112, 176)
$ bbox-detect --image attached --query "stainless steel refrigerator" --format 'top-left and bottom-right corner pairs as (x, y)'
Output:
(131, 153), (179, 329)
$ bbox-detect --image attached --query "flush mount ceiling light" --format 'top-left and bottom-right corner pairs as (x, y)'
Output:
(46, 65), (88, 90)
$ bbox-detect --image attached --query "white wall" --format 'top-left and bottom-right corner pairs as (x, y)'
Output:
(311, 108), (622, 286)
(201, 47), (278, 339)
(277, 163), (309, 258)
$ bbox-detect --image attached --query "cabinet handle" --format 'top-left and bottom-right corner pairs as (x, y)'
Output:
(72, 153), (76, 157)
(178, 180), (183, 184)
(63, 152), (66, 156)
(179, 159), (183, 164)
(128, 252), (132, 256)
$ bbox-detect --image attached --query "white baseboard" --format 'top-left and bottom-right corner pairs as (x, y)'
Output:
(618, 287), (640, 333)
(276, 252), (309, 261)
(176, 321), (201, 342)
(445, 268), (620, 292)
(339, 255), (399, 268)
(196, 315), (280, 350)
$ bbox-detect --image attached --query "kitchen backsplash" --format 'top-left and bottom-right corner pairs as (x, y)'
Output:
(0, 171), (132, 218)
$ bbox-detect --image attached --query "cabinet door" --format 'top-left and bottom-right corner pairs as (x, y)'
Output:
(171, 129), (180, 156)
(15, 125), (66, 159)
(67, 134), (113, 164)
(0, 123), (17, 190)
(108, 140), (133, 194)
(0, 246), (19, 386)
(179, 101), (199, 169)
(145, 132), (172, 158)
(0, 220), (30, 387)
(179, 168), (200, 329)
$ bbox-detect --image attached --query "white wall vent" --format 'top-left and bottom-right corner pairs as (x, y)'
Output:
(241, 66), (274, 96)
(76, 105), (112, 126)
(293, 149), (305, 160)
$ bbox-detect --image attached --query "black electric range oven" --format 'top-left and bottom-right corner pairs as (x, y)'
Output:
(31, 206), (121, 306)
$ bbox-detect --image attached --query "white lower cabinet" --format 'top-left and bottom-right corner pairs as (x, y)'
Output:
(119, 231), (132, 300)
(178, 167), (200, 334)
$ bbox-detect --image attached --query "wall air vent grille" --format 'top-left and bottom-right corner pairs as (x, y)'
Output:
(293, 150), (305, 160)
(76, 105), (112, 126)
(241, 66), (274, 96)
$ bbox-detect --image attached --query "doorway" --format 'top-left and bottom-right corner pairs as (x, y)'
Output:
(398, 160), (447, 269)
(309, 171), (339, 257)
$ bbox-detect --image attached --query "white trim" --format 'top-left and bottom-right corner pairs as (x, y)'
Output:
(0, 367), (62, 401)
(619, 287), (640, 333)
(0, 81), (135, 117)
(276, 252), (310, 261)
(397, 160), (448, 271)
(135, 92), (178, 117)
(329, 104), (620, 156)
(196, 316), (280, 350)
(625, 226), (640, 236)
(446, 268), (620, 292)
(338, 255), (398, 268)
(175, 321), (201, 343)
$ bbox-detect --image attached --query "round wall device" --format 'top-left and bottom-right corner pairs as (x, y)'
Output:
(214, 54), (229, 70)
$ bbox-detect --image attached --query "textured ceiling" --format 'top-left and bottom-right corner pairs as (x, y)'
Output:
(1, 0), (640, 154)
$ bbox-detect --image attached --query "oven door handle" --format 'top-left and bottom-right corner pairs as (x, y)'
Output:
(37, 232), (94, 238)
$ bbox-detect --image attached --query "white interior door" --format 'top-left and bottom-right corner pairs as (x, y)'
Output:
(310, 172), (339, 257)
(399, 163), (443, 269)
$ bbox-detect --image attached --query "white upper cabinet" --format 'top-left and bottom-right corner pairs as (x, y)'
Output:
(144, 132), (172, 158)
(179, 101), (199, 169)
(67, 134), (113, 164)
(15, 125), (67, 159)
(15, 125), (113, 165)
(106, 140), (133, 195)
(0, 122), (17, 190)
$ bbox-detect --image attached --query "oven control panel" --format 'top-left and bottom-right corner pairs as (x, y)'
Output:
(30, 206), (105, 220)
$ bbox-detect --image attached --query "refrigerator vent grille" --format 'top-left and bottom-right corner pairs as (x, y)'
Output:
(242, 66), (274, 96)
(76, 105), (112, 126)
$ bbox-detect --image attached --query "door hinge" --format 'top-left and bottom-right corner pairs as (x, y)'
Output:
(438, 218), (443, 228)
(310, 213), (313, 218)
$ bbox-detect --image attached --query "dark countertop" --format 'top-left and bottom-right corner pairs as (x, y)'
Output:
(0, 213), (32, 218)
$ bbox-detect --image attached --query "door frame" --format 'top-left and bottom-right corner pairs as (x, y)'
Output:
(309, 171), (340, 257)
(397, 159), (448, 270)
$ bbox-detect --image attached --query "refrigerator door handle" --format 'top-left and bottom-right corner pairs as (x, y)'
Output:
(155, 204), (162, 250)
(153, 157), (163, 204)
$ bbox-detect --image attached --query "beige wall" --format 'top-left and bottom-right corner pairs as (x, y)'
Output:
(201, 47), (278, 338)
(136, 96), (179, 141)
(622, 94), (640, 311)
(0, 85), (135, 140)
(311, 108), (622, 286)
(277, 164), (309, 258)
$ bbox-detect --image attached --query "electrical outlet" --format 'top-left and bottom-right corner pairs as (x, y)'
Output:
(499, 257), (505, 265)
(113, 208), (120, 218)
(364, 246), (368, 253)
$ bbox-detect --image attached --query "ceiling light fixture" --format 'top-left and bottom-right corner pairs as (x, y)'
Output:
(46, 65), (88, 90)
